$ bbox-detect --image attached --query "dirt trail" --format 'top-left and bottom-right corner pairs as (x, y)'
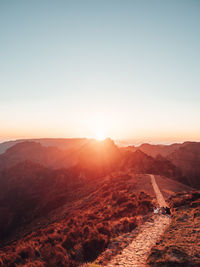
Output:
(150, 174), (167, 208)
(105, 174), (171, 267)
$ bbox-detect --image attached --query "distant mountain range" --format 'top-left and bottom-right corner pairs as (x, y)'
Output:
(0, 138), (180, 178)
(0, 141), (78, 170)
(129, 141), (200, 188)
(0, 139), (199, 188)
(0, 138), (89, 154)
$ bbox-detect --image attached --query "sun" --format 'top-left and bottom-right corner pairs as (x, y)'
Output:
(94, 130), (106, 141)
(89, 116), (109, 141)
(94, 127), (107, 141)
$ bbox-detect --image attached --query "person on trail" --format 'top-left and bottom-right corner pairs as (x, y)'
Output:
(154, 207), (159, 214)
(161, 207), (166, 215)
(165, 206), (171, 215)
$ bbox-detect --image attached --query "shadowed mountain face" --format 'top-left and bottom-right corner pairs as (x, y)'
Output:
(121, 150), (180, 178)
(0, 138), (89, 154)
(167, 142), (200, 188)
(133, 141), (199, 158)
(1, 139), (199, 189)
(0, 161), (82, 241)
(130, 142), (200, 189)
(0, 139), (121, 174)
(130, 143), (182, 158)
(0, 141), (78, 170)
(0, 139), (180, 179)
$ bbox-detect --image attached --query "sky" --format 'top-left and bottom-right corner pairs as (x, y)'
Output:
(0, 0), (200, 144)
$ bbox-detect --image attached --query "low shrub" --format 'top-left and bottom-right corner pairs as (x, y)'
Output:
(0, 174), (153, 266)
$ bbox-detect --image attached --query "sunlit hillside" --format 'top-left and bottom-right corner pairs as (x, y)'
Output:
(0, 139), (199, 266)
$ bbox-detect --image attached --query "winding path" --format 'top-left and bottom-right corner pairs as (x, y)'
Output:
(105, 174), (171, 267)
(150, 174), (167, 208)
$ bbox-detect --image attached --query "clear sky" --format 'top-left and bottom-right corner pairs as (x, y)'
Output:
(0, 0), (200, 144)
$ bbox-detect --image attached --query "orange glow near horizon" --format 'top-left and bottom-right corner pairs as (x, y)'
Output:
(1, 127), (200, 145)
(95, 133), (106, 141)
(93, 127), (107, 140)
(0, 1), (200, 147)
(88, 114), (110, 141)
(1, 116), (200, 145)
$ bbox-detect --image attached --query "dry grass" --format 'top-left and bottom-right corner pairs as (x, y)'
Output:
(0, 173), (153, 267)
(147, 191), (200, 266)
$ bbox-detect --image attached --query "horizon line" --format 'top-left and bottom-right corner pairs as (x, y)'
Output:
(0, 137), (199, 147)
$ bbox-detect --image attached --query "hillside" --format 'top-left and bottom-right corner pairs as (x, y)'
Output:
(75, 138), (121, 178)
(2, 140), (199, 190)
(0, 139), (181, 178)
(0, 139), (198, 266)
(121, 149), (180, 178)
(129, 143), (182, 158)
(0, 139), (181, 243)
(0, 138), (89, 155)
(167, 142), (200, 188)
(0, 172), (155, 266)
(0, 161), (84, 242)
(0, 142), (78, 170)
(147, 190), (200, 266)
(129, 142), (200, 189)
(0, 171), (193, 267)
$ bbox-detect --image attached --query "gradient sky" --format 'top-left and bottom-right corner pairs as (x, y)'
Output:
(0, 0), (200, 143)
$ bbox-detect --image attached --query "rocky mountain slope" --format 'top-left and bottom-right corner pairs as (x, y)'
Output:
(0, 139), (180, 177)
(0, 142), (78, 170)
(0, 161), (83, 242)
(0, 138), (89, 154)
(167, 142), (200, 188)
(130, 142), (200, 189)
(130, 143), (182, 158)
(1, 139), (199, 188)
(121, 149), (180, 178)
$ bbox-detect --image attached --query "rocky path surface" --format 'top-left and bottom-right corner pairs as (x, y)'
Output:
(150, 174), (167, 208)
(105, 174), (171, 267)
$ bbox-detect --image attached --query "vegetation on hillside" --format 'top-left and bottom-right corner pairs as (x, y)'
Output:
(147, 191), (200, 266)
(0, 140), (198, 266)
(0, 173), (153, 266)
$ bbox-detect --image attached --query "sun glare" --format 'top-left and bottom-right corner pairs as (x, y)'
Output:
(88, 115), (110, 141)
(95, 131), (106, 141)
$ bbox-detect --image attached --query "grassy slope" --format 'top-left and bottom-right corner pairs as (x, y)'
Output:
(0, 170), (194, 267)
(0, 173), (154, 267)
(155, 175), (193, 199)
(147, 191), (200, 266)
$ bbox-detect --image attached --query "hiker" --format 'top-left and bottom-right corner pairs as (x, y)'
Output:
(161, 207), (166, 215)
(165, 206), (171, 215)
(153, 207), (159, 214)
